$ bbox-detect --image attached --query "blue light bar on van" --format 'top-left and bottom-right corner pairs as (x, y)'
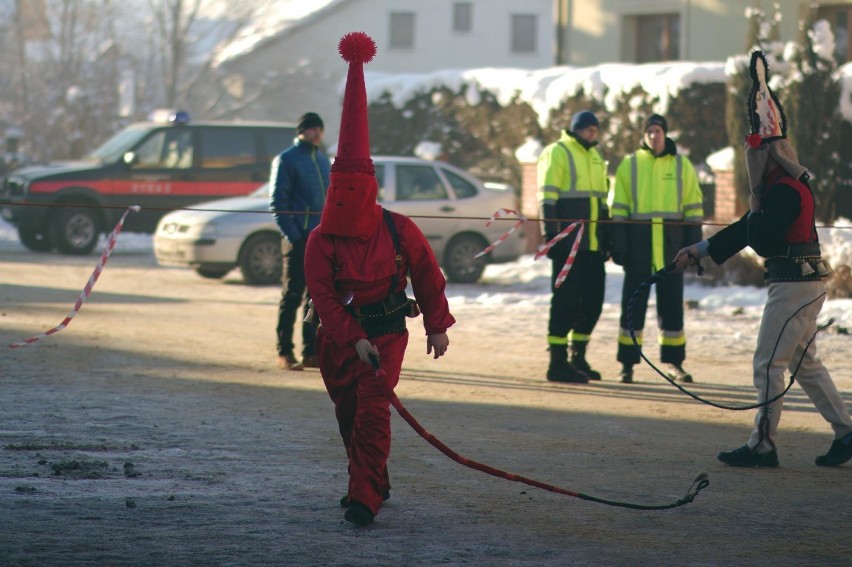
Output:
(170, 111), (190, 125)
(147, 109), (191, 124)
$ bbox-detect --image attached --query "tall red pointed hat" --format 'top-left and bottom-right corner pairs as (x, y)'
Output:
(318, 31), (382, 238)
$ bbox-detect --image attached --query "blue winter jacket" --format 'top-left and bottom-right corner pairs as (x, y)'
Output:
(269, 138), (330, 243)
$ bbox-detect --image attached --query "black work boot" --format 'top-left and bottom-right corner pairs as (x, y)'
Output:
(547, 345), (589, 383)
(815, 432), (852, 467)
(619, 364), (634, 384)
(344, 500), (374, 526)
(570, 342), (602, 380)
(665, 363), (693, 383)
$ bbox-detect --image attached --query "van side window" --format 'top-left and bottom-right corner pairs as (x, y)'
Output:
(199, 128), (257, 168)
(262, 129), (297, 160)
(134, 129), (194, 169)
(395, 165), (446, 201)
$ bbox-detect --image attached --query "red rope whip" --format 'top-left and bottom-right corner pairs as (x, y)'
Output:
(368, 356), (709, 510)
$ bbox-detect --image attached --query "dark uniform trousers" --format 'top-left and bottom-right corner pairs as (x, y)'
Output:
(617, 269), (685, 365)
(548, 250), (606, 343)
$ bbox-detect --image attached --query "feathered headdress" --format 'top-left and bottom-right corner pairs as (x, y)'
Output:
(743, 50), (808, 190)
(746, 51), (787, 148)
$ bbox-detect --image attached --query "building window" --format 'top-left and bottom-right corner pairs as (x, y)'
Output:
(630, 13), (680, 62)
(817, 4), (852, 63)
(453, 2), (472, 33)
(389, 12), (415, 49)
(511, 14), (537, 53)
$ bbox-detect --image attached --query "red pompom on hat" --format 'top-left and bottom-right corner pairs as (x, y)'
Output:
(319, 32), (383, 238)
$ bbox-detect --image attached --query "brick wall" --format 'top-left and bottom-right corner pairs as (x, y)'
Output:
(712, 169), (746, 221)
(520, 162), (542, 253)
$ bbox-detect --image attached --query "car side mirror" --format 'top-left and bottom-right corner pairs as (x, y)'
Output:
(122, 151), (137, 166)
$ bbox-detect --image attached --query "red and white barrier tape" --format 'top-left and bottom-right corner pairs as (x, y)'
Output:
(9, 205), (141, 349)
(474, 208), (526, 259)
(534, 222), (584, 288)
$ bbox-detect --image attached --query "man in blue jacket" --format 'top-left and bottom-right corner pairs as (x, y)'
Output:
(270, 112), (330, 370)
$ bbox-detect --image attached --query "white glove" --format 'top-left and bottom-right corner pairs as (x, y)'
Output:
(355, 338), (379, 365)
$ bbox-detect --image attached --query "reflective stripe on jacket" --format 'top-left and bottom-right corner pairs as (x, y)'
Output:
(610, 148), (703, 272)
(537, 131), (609, 252)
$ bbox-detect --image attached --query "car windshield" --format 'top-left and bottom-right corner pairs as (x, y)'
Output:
(86, 125), (152, 164)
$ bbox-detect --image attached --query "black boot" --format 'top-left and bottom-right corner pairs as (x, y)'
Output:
(570, 342), (601, 381)
(547, 345), (589, 383)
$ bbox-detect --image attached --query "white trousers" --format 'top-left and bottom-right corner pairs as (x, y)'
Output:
(748, 280), (852, 452)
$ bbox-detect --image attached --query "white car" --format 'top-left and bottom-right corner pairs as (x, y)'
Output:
(154, 156), (526, 284)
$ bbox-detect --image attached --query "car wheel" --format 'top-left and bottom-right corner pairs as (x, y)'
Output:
(194, 266), (233, 279)
(51, 208), (100, 255)
(239, 233), (283, 285)
(18, 228), (53, 252)
(443, 233), (487, 283)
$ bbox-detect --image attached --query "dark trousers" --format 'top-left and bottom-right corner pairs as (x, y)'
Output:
(617, 269), (685, 365)
(548, 251), (606, 343)
(276, 238), (316, 357)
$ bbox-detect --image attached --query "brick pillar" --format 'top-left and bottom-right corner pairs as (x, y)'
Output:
(519, 161), (542, 253)
(711, 169), (746, 222)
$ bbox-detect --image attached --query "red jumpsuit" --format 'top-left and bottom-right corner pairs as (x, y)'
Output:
(304, 210), (455, 516)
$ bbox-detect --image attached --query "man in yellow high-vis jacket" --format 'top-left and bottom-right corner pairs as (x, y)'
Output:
(609, 114), (703, 384)
(537, 110), (610, 383)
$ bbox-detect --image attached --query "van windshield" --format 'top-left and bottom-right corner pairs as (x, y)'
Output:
(87, 125), (152, 163)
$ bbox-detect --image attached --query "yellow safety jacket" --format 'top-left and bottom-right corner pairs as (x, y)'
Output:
(537, 131), (609, 252)
(610, 146), (703, 272)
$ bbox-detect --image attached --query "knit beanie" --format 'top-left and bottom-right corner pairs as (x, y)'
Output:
(297, 112), (324, 134)
(644, 114), (668, 133)
(570, 110), (599, 132)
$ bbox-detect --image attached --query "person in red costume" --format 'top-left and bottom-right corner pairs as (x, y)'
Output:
(304, 31), (455, 527)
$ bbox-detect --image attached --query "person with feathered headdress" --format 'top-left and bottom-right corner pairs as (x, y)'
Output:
(675, 50), (852, 468)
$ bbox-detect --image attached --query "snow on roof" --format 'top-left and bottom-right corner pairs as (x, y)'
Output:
(213, 0), (342, 67)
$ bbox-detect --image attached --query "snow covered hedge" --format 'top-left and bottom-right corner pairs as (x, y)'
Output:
(364, 63), (728, 190)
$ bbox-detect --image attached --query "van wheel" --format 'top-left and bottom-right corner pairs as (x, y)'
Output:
(239, 233), (283, 285)
(195, 265), (232, 279)
(443, 234), (487, 283)
(52, 208), (100, 255)
(18, 228), (53, 252)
